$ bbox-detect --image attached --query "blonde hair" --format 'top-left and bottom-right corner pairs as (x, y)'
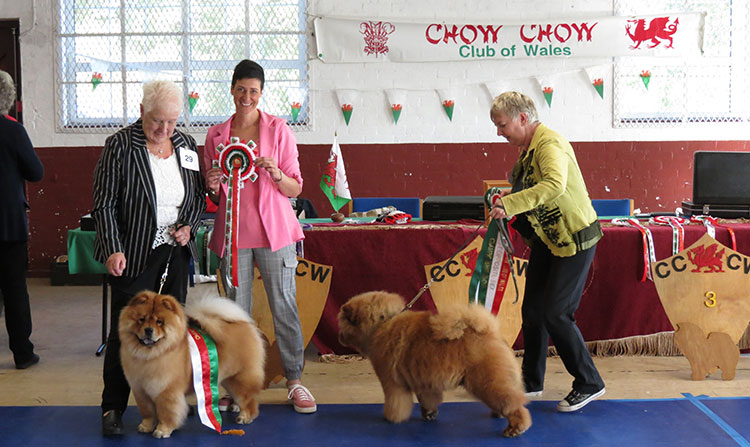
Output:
(490, 91), (538, 123)
(141, 80), (183, 115)
(0, 70), (16, 115)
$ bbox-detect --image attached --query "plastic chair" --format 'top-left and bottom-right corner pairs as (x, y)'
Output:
(349, 197), (422, 218)
(591, 199), (633, 217)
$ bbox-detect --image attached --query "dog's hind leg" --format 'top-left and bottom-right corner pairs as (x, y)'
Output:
(415, 389), (443, 421)
(224, 374), (262, 424)
(382, 383), (414, 423)
(464, 371), (531, 437)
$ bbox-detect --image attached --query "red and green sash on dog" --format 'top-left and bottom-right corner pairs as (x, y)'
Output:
(187, 327), (222, 432)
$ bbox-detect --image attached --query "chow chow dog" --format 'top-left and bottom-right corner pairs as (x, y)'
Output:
(337, 291), (531, 437)
(119, 291), (265, 438)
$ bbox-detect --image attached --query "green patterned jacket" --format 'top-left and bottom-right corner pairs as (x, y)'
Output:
(496, 124), (602, 257)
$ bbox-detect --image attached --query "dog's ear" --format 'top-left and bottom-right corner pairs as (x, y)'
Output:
(127, 291), (152, 307)
(158, 295), (181, 313)
(341, 303), (359, 326)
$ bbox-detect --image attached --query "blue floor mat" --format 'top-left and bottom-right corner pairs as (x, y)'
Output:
(3, 397), (750, 447)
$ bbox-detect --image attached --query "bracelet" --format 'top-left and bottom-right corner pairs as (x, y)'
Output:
(274, 171), (284, 183)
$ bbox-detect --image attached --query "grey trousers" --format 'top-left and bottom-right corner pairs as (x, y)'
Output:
(221, 244), (304, 380)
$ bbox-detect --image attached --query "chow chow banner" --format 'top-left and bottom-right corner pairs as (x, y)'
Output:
(314, 13), (704, 63)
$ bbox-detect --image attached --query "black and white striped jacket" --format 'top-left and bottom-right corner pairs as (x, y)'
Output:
(92, 120), (206, 277)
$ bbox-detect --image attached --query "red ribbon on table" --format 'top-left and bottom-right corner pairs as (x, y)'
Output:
(690, 215), (737, 251)
(611, 218), (656, 282)
(649, 216), (689, 255)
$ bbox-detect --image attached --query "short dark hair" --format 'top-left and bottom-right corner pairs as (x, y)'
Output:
(232, 59), (265, 90)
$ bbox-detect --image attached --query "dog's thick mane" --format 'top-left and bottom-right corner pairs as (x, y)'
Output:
(185, 296), (252, 324)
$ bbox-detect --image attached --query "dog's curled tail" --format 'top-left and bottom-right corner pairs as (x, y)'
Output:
(185, 295), (254, 326)
(429, 304), (499, 340)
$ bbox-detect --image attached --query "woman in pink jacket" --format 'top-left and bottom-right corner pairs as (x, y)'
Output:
(204, 60), (315, 414)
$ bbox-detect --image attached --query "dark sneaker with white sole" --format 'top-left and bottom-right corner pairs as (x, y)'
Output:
(557, 388), (605, 412)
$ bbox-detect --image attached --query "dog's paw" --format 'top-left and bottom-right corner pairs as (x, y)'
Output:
(138, 419), (155, 433)
(235, 413), (257, 425)
(152, 425), (173, 438)
(420, 406), (438, 421)
(502, 424), (529, 438)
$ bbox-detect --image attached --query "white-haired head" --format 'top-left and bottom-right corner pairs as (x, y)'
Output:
(0, 70), (16, 116)
(490, 91), (538, 123)
(141, 80), (183, 115)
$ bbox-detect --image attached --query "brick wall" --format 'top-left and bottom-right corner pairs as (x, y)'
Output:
(27, 140), (750, 275)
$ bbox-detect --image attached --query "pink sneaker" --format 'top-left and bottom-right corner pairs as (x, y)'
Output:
(287, 384), (317, 414)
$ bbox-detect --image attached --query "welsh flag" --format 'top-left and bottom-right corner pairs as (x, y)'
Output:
(320, 135), (351, 212)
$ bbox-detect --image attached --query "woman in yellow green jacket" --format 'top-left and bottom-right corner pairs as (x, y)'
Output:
(488, 91), (605, 413)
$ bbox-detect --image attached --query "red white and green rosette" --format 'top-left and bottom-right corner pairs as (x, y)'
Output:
(217, 137), (258, 287)
(611, 218), (656, 282)
(649, 216), (689, 255)
(690, 215), (737, 251)
(187, 327), (222, 433)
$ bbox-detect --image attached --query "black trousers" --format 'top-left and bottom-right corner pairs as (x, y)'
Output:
(521, 241), (605, 395)
(101, 244), (190, 414)
(0, 241), (36, 365)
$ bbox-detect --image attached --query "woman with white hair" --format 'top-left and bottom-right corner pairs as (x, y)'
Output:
(0, 69), (44, 370)
(487, 91), (605, 413)
(92, 80), (206, 436)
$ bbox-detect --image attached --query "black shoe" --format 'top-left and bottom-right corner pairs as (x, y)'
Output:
(15, 354), (40, 370)
(557, 388), (605, 412)
(102, 410), (124, 436)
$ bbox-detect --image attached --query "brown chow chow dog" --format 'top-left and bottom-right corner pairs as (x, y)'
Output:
(119, 291), (265, 438)
(337, 291), (531, 437)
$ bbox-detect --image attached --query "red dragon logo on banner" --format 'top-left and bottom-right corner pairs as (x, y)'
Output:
(625, 17), (679, 49)
(687, 243), (725, 273)
(360, 21), (395, 57)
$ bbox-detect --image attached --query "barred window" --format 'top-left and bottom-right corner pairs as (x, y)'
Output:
(613, 0), (749, 127)
(56, 0), (310, 133)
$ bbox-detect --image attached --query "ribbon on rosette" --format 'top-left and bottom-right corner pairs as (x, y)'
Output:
(216, 137), (258, 287)
(611, 218), (656, 282)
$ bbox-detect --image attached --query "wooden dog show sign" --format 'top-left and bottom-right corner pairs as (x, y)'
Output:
(652, 233), (750, 380)
(423, 235), (527, 348)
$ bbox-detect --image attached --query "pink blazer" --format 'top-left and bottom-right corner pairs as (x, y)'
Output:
(203, 110), (304, 256)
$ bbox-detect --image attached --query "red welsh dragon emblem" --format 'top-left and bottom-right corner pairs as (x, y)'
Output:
(360, 21), (395, 57)
(322, 154), (337, 189)
(687, 243), (725, 273)
(626, 17), (679, 49)
(460, 248), (479, 277)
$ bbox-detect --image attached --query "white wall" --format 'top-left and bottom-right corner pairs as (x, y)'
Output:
(5, 0), (750, 147)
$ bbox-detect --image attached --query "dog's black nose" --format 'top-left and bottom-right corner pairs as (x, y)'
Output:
(144, 327), (153, 337)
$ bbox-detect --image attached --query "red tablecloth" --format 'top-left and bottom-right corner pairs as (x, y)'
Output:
(304, 220), (750, 354)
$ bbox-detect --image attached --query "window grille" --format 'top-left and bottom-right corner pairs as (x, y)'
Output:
(613, 0), (749, 127)
(55, 0), (310, 133)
